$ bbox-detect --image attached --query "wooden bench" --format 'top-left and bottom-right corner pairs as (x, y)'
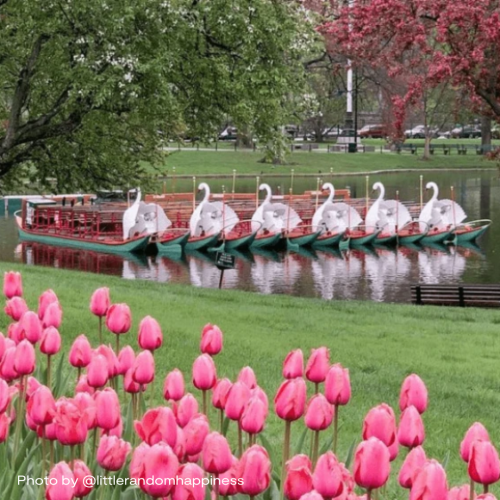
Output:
(411, 284), (500, 308)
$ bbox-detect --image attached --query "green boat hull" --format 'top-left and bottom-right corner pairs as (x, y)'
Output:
(225, 231), (257, 251)
(349, 231), (379, 247)
(398, 232), (426, 245)
(185, 233), (220, 251)
(420, 230), (453, 245)
(250, 232), (282, 249)
(312, 232), (344, 248)
(456, 225), (489, 243)
(374, 234), (397, 246)
(156, 231), (190, 255)
(18, 227), (150, 254)
(287, 231), (321, 248)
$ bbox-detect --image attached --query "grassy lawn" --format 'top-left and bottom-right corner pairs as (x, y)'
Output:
(2, 262), (500, 492)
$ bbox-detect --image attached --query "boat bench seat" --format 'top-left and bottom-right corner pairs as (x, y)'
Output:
(411, 284), (500, 308)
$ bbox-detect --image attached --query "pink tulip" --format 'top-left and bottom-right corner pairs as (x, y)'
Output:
(27, 385), (56, 426)
(476, 495), (497, 500)
(106, 303), (131, 334)
(174, 426), (186, 462)
(305, 393), (334, 431)
(237, 445), (271, 496)
(398, 445), (426, 489)
(4, 297), (28, 321)
(461, 423), (490, 463)
(313, 452), (344, 498)
(175, 393), (199, 428)
(410, 460), (448, 500)
(124, 369), (141, 394)
(69, 334), (92, 368)
(0, 346), (17, 381)
(202, 431), (233, 473)
(284, 456), (314, 500)
(220, 456), (239, 496)
(3, 271), (22, 299)
(447, 485), (473, 500)
(20, 311), (43, 344)
(7, 322), (23, 344)
(129, 442), (150, 481)
(283, 349), (304, 379)
(95, 344), (118, 379)
(53, 398), (88, 445)
(184, 414), (210, 456)
(200, 323), (223, 355)
(354, 437), (390, 490)
(192, 354), (217, 391)
(398, 405), (425, 448)
(468, 440), (500, 486)
(97, 435), (131, 471)
(38, 289), (58, 320)
(400, 374), (428, 414)
(297, 492), (323, 500)
(117, 345), (135, 376)
(104, 416), (123, 438)
(132, 350), (155, 385)
(90, 287), (110, 317)
(325, 363), (351, 406)
(251, 385), (269, 412)
(274, 378), (307, 421)
(163, 368), (185, 401)
(138, 315), (163, 351)
(42, 301), (62, 329)
(0, 379), (11, 413)
(225, 381), (251, 420)
(173, 463), (206, 500)
(134, 407), (177, 447)
(40, 327), (61, 356)
(86, 354), (109, 388)
(71, 460), (93, 498)
(305, 347), (330, 384)
(14, 339), (36, 375)
(238, 366), (257, 389)
(0, 332), (6, 359)
(240, 395), (267, 435)
(74, 392), (97, 430)
(95, 388), (121, 431)
(45, 462), (75, 500)
(138, 442), (179, 497)
(363, 404), (398, 460)
(0, 413), (10, 442)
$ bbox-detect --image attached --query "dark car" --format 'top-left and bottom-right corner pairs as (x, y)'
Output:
(451, 126), (481, 139)
(358, 124), (388, 138)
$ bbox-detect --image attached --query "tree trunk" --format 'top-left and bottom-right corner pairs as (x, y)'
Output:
(481, 116), (491, 154)
(423, 135), (431, 160)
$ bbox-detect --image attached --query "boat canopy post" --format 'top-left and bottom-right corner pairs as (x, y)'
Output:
(232, 170), (236, 195)
(315, 177), (320, 210)
(365, 175), (369, 215)
(192, 176), (196, 212)
(420, 175), (424, 210)
(255, 176), (260, 210)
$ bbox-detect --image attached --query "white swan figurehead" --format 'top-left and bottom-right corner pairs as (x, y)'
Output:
(312, 183), (335, 232)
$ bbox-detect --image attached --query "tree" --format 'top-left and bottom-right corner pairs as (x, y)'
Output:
(0, 0), (312, 191)
(319, 0), (500, 151)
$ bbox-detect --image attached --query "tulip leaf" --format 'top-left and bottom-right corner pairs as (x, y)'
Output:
(124, 397), (134, 443)
(258, 432), (278, 474)
(120, 486), (141, 500)
(269, 479), (280, 500)
(319, 436), (334, 455)
(6, 442), (39, 498)
(442, 450), (450, 469)
(14, 431), (37, 471)
(222, 416), (230, 437)
(52, 354), (67, 397)
(344, 439), (356, 469)
(294, 427), (308, 455)
(205, 480), (212, 500)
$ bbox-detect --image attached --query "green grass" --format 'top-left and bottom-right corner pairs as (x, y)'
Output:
(1, 262), (500, 493)
(152, 150), (493, 177)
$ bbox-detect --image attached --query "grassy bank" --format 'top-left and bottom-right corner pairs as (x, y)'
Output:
(1, 263), (500, 490)
(153, 150), (493, 177)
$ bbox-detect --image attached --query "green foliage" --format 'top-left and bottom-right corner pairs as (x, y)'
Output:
(0, 0), (313, 191)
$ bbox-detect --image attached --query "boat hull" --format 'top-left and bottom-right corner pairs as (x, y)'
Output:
(156, 231), (190, 255)
(375, 234), (397, 246)
(17, 226), (150, 254)
(456, 225), (490, 243)
(185, 233), (220, 251)
(420, 230), (454, 245)
(398, 232), (425, 244)
(287, 231), (321, 247)
(349, 231), (380, 247)
(224, 231), (258, 251)
(312, 232), (344, 248)
(250, 232), (282, 249)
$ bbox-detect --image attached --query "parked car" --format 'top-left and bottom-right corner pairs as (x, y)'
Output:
(338, 128), (357, 138)
(404, 125), (439, 139)
(451, 125), (481, 139)
(358, 124), (387, 138)
(491, 124), (500, 139)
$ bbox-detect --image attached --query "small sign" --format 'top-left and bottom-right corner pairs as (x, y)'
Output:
(215, 252), (235, 270)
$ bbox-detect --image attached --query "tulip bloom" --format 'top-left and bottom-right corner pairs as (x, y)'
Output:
(117, 345), (135, 376)
(354, 437), (390, 491)
(42, 301), (62, 329)
(476, 495), (497, 500)
(175, 426), (186, 462)
(129, 442), (150, 481)
(138, 442), (179, 498)
(27, 385), (56, 426)
(124, 370), (141, 394)
(20, 311), (43, 344)
(69, 335), (92, 368)
(14, 339), (36, 375)
(72, 460), (93, 498)
(95, 344), (118, 379)
(298, 492), (324, 500)
(192, 354), (217, 391)
(305, 394), (334, 431)
(175, 393), (199, 428)
(237, 445), (271, 496)
(0, 379), (11, 414)
(53, 398), (89, 446)
(363, 404), (398, 460)
(0, 346), (17, 381)
(202, 432), (233, 474)
(410, 460), (448, 500)
(46, 462), (75, 500)
(90, 287), (110, 317)
(325, 363), (351, 406)
(40, 327), (61, 356)
(400, 374), (428, 414)
(283, 349), (304, 379)
(0, 413), (10, 443)
(95, 388), (121, 431)
(86, 354), (109, 388)
(138, 315), (163, 351)
(284, 456), (314, 500)
(164, 368), (185, 401)
(447, 485), (473, 500)
(200, 323), (223, 355)
(305, 347), (330, 386)
(274, 378), (307, 422)
(313, 452), (344, 498)
(398, 405), (425, 448)
(74, 392), (97, 430)
(97, 435), (132, 471)
(106, 303), (131, 334)
(240, 396), (267, 436)
(38, 289), (58, 320)
(132, 350), (155, 386)
(238, 366), (257, 389)
(134, 407), (177, 447)
(4, 297), (28, 321)
(184, 414), (210, 456)
(461, 423), (490, 463)
(219, 456), (239, 496)
(173, 463), (206, 500)
(3, 271), (22, 299)
(468, 440), (500, 487)
(225, 381), (251, 421)
(398, 445), (426, 489)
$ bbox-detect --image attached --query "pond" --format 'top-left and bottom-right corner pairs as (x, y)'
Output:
(1, 170), (498, 303)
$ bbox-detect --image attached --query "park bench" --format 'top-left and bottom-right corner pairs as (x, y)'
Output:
(411, 284), (500, 308)
(395, 143), (418, 154)
(291, 143), (320, 152)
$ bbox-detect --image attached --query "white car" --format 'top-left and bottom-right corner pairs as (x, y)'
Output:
(404, 125), (438, 139)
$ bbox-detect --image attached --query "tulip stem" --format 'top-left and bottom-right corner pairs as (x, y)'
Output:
(202, 390), (207, 416)
(41, 433), (46, 478)
(70, 445), (75, 467)
(49, 440), (54, 469)
(77, 367), (81, 385)
(279, 420), (291, 500)
(115, 334), (120, 354)
(312, 431), (319, 468)
(366, 489), (372, 500)
(238, 425), (243, 457)
(484, 485), (489, 494)
(333, 405), (339, 454)
(214, 473), (220, 500)
(13, 375), (26, 459)
(98, 316), (102, 344)
(219, 409), (224, 433)
(314, 383), (319, 394)
(469, 478), (475, 500)
(46, 355), (52, 389)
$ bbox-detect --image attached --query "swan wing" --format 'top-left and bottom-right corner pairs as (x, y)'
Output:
(438, 199), (467, 225)
(418, 199), (435, 231)
(365, 200), (381, 229)
(272, 203), (302, 230)
(211, 201), (240, 232)
(330, 203), (362, 229)
(383, 200), (412, 230)
(122, 190), (141, 239)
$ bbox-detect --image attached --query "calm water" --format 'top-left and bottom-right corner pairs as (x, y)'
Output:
(1, 170), (499, 303)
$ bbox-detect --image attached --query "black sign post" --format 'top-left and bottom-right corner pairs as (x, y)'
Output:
(215, 252), (236, 289)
